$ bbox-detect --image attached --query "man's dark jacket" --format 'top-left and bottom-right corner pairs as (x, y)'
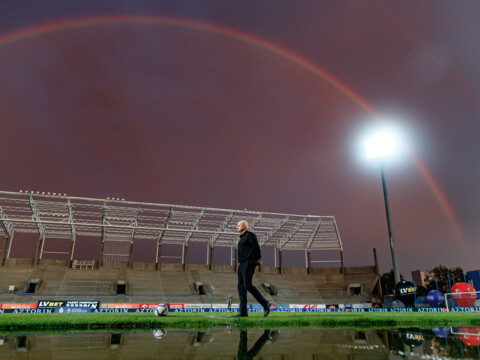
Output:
(238, 230), (261, 263)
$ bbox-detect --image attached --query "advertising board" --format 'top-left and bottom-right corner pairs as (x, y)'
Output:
(38, 301), (99, 310)
(107, 303), (140, 309)
(3, 303), (38, 310)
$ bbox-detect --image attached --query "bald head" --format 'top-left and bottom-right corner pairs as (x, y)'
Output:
(236, 220), (249, 234)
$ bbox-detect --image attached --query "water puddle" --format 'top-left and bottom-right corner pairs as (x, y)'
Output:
(1, 326), (480, 359)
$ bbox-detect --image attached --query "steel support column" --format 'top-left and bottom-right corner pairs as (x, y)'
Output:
(99, 241), (105, 267)
(128, 207), (140, 269)
(209, 246), (214, 270)
(156, 244), (162, 271)
(99, 203), (107, 267)
(6, 232), (14, 262)
(29, 196), (46, 239)
(305, 218), (322, 251)
(67, 240), (75, 268)
(307, 250), (312, 275)
(34, 237), (43, 266)
(1, 236), (8, 266)
(128, 242), (134, 269)
(183, 209), (203, 272)
(67, 199), (76, 268)
(333, 219), (344, 274)
(279, 250), (283, 274)
(183, 244), (188, 271)
(340, 250), (345, 274)
(157, 207), (173, 270)
(29, 197), (46, 266)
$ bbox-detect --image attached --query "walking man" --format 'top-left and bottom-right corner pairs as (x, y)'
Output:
(237, 329), (271, 360)
(235, 220), (271, 317)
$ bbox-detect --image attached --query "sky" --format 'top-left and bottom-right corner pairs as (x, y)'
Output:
(0, 1), (479, 279)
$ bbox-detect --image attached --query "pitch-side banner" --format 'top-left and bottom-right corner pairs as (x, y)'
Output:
(2, 303), (38, 310)
(107, 303), (140, 309)
(35, 300), (99, 313)
(169, 304), (185, 309)
(90, 307), (454, 313)
(4, 304), (480, 313)
(289, 304), (327, 309)
(38, 301), (99, 310)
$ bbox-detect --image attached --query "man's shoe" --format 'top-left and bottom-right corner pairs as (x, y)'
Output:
(233, 313), (248, 317)
(264, 302), (271, 317)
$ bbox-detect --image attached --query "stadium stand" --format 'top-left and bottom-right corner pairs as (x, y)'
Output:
(0, 262), (378, 305)
(0, 191), (381, 305)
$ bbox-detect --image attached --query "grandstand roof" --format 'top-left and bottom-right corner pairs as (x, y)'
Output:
(0, 191), (343, 252)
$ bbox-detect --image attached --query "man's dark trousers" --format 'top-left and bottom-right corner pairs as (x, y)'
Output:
(238, 259), (268, 315)
(237, 330), (270, 360)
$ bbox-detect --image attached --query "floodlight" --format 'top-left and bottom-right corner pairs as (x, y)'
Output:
(364, 131), (397, 159)
(363, 127), (403, 284)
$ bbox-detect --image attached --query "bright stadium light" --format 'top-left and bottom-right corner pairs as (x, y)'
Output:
(365, 129), (402, 285)
(364, 131), (398, 159)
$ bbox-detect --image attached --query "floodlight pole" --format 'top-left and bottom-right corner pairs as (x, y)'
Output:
(380, 162), (400, 284)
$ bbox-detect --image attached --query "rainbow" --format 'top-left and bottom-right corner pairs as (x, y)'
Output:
(0, 14), (380, 117)
(410, 152), (469, 249)
(0, 14), (468, 250)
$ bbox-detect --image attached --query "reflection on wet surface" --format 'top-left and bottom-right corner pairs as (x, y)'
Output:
(0, 326), (480, 359)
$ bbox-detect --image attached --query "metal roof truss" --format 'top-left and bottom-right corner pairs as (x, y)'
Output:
(0, 191), (343, 257)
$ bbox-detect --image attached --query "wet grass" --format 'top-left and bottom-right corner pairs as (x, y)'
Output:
(1, 312), (480, 332)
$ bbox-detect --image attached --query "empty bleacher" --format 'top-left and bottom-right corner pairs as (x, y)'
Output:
(0, 261), (378, 305)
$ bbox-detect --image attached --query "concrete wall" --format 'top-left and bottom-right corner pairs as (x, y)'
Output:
(158, 263), (183, 271)
(4, 258), (34, 266)
(259, 266), (280, 274)
(131, 262), (156, 271)
(101, 261), (128, 269)
(311, 267), (342, 275)
(211, 264), (235, 273)
(281, 267), (309, 275)
(344, 266), (376, 274)
(38, 259), (68, 266)
(187, 264), (210, 271)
